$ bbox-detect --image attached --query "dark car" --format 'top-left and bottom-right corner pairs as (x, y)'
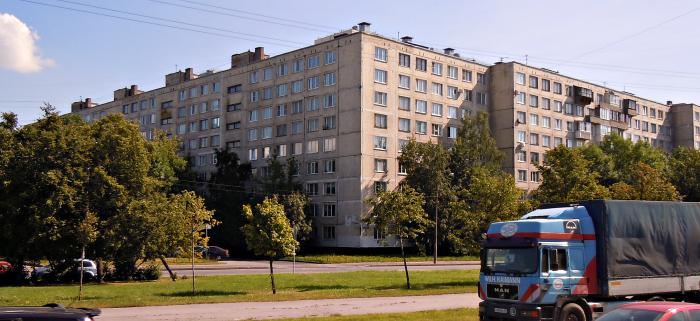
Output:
(195, 245), (229, 260)
(0, 304), (100, 321)
(598, 302), (700, 321)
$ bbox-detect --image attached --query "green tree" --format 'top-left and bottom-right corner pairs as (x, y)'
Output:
(242, 197), (298, 294)
(398, 139), (451, 254)
(207, 149), (251, 253)
(669, 147), (700, 201)
(364, 186), (428, 289)
(281, 191), (312, 246)
(449, 112), (503, 186)
(610, 162), (680, 201)
(598, 134), (668, 184)
(448, 168), (525, 254)
(534, 146), (609, 203)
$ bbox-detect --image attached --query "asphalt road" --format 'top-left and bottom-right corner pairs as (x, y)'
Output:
(165, 260), (481, 276)
(99, 293), (481, 321)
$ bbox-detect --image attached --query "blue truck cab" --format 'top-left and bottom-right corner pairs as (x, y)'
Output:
(478, 200), (700, 321)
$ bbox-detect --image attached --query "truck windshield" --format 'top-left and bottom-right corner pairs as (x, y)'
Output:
(483, 248), (538, 275)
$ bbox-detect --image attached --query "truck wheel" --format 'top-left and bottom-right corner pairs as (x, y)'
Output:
(560, 303), (586, 321)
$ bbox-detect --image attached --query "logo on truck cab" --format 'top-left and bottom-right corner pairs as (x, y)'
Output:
(500, 223), (518, 237)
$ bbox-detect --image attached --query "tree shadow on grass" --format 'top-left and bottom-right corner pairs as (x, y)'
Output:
(292, 284), (350, 292)
(371, 281), (475, 290)
(160, 290), (246, 297)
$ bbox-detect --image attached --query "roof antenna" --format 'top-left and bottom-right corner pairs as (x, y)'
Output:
(525, 54), (528, 66)
(175, 64), (178, 72)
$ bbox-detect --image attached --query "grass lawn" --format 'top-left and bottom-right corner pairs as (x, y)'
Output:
(161, 257), (222, 265)
(285, 255), (479, 264)
(270, 309), (478, 321)
(0, 270), (478, 308)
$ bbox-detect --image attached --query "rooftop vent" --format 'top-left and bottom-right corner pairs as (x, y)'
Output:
(667, 100), (673, 106)
(358, 22), (371, 32)
(401, 36), (413, 43)
(444, 48), (455, 55)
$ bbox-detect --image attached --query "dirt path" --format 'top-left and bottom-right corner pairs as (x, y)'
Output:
(99, 293), (481, 320)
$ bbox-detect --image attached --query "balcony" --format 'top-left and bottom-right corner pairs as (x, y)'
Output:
(623, 99), (639, 116)
(574, 86), (594, 105)
(575, 131), (592, 140)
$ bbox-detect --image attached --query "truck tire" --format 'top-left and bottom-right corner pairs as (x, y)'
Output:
(560, 303), (586, 321)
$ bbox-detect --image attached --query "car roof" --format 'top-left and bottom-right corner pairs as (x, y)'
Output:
(0, 305), (100, 317)
(619, 302), (700, 312)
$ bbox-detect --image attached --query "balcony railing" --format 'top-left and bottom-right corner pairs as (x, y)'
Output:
(574, 86), (594, 105)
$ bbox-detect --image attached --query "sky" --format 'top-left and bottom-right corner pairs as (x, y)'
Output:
(1, 0), (700, 125)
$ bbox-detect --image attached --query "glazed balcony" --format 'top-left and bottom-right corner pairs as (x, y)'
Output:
(574, 86), (594, 105)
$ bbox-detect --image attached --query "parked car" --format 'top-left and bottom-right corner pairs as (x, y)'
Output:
(32, 259), (98, 280)
(0, 303), (100, 320)
(195, 245), (229, 260)
(598, 302), (700, 321)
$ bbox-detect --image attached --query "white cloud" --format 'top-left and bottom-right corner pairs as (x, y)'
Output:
(0, 13), (54, 73)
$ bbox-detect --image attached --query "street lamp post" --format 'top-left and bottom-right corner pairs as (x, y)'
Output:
(433, 189), (438, 264)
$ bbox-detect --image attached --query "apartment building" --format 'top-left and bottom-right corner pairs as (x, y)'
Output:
(71, 22), (693, 247)
(489, 62), (673, 191)
(671, 103), (700, 149)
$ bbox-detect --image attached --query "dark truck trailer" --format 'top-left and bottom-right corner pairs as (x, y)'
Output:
(584, 200), (700, 297)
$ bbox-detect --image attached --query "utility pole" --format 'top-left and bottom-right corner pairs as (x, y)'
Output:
(434, 189), (438, 264)
(190, 201), (195, 296)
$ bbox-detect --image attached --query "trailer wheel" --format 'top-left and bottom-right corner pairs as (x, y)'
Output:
(560, 303), (586, 321)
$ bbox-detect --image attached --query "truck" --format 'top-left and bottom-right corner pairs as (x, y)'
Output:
(478, 200), (700, 321)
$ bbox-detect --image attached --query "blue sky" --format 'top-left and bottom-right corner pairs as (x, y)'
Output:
(2, 0), (700, 125)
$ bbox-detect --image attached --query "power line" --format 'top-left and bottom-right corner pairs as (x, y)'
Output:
(172, 0), (337, 31)
(146, 0), (333, 33)
(54, 0), (306, 46)
(19, 0), (298, 48)
(563, 5), (700, 63)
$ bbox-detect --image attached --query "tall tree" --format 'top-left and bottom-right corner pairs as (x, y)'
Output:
(242, 197), (298, 294)
(669, 147), (700, 201)
(449, 112), (503, 186)
(534, 146), (609, 203)
(598, 134), (668, 184)
(364, 186), (428, 289)
(609, 162), (680, 201)
(281, 191), (312, 247)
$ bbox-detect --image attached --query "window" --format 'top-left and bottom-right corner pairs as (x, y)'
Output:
(227, 103), (242, 112)
(199, 137), (209, 148)
(530, 114), (539, 126)
(515, 72), (526, 85)
(248, 148), (258, 161)
(323, 226), (335, 239)
(291, 100), (303, 114)
(263, 67), (273, 81)
(530, 95), (539, 107)
(374, 69), (387, 83)
(554, 137), (563, 146)
(517, 111), (527, 124)
(399, 53), (410, 67)
(374, 136), (387, 150)
(447, 126), (458, 139)
(416, 58), (427, 71)
(374, 91), (388, 106)
(542, 98), (551, 110)
(262, 127), (272, 139)
(448, 106), (458, 119)
(542, 249), (568, 272)
(416, 121), (427, 134)
(542, 116), (551, 128)
(416, 100), (427, 114)
(277, 83), (288, 97)
(277, 144), (287, 157)
(516, 92), (526, 104)
(416, 79), (427, 93)
(324, 94), (337, 108)
(324, 159), (336, 173)
(293, 58), (304, 72)
(432, 62), (443, 76)
(464, 89), (473, 101)
(553, 82), (562, 94)
(308, 161), (319, 175)
(307, 140), (319, 153)
(375, 47), (388, 61)
(543, 135), (551, 147)
(447, 86), (459, 99)
(308, 76), (319, 90)
(248, 128), (258, 141)
(200, 119), (209, 130)
(277, 104), (287, 117)
(399, 96), (411, 111)
(307, 118), (319, 132)
(565, 103), (574, 115)
(447, 66), (458, 79)
(432, 124), (443, 136)
(517, 170), (527, 182)
(542, 79), (550, 92)
(399, 75), (410, 89)
(293, 142), (303, 155)
(291, 121), (303, 134)
(399, 118), (411, 132)
(374, 114), (388, 128)
(517, 150), (527, 162)
(554, 101), (562, 112)
(531, 171), (540, 182)
(249, 110), (258, 122)
(517, 131), (526, 143)
(277, 64), (288, 77)
(323, 116), (336, 130)
(292, 79), (304, 93)
(463, 69), (473, 82)
(432, 103), (443, 116)
(325, 51), (336, 64)
(189, 121), (197, 132)
(324, 182), (336, 195)
(323, 137), (336, 152)
(308, 54), (320, 68)
(250, 91), (259, 102)
(276, 124), (287, 136)
(477, 92), (487, 105)
(477, 73), (486, 84)
(432, 82), (443, 96)
(262, 106), (273, 119)
(307, 97), (320, 111)
(398, 139), (409, 153)
(307, 182), (318, 194)
(212, 117), (220, 128)
(374, 159), (388, 172)
(373, 227), (385, 240)
(529, 76), (538, 89)
(374, 181), (387, 193)
(324, 72), (336, 86)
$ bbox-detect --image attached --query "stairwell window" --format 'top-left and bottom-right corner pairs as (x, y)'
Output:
(375, 47), (388, 62)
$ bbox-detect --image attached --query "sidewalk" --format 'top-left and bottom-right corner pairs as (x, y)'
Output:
(99, 293), (481, 321)
(167, 260), (480, 271)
